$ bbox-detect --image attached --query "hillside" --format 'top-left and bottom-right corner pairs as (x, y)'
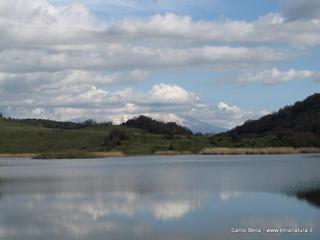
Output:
(0, 116), (211, 155)
(213, 93), (320, 147)
(1, 93), (320, 156)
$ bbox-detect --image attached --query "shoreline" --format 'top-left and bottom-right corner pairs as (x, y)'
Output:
(0, 147), (320, 159)
(200, 147), (320, 155)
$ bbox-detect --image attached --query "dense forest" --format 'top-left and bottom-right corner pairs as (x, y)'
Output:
(122, 115), (193, 136)
(0, 117), (112, 130)
(215, 93), (320, 147)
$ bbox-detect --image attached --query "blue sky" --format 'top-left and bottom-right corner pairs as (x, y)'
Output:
(51, 0), (280, 21)
(0, 0), (319, 129)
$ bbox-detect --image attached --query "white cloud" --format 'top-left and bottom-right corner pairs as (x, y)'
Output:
(0, 0), (101, 52)
(0, 0), (315, 130)
(150, 201), (195, 220)
(0, 45), (288, 74)
(0, 82), (198, 118)
(0, 1), (317, 75)
(217, 102), (241, 114)
(31, 107), (47, 116)
(0, 70), (149, 96)
(99, 11), (316, 46)
(0, 1), (301, 74)
(107, 101), (266, 129)
(212, 102), (263, 129)
(116, 13), (320, 46)
(0, 192), (205, 238)
(147, 83), (195, 105)
(238, 68), (320, 85)
(219, 191), (241, 201)
(0, 79), (264, 129)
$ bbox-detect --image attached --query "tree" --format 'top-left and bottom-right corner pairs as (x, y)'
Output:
(104, 128), (130, 150)
(82, 119), (97, 127)
(168, 144), (175, 151)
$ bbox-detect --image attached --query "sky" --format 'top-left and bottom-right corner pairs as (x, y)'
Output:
(0, 0), (320, 129)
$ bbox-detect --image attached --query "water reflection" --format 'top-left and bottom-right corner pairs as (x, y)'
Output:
(0, 192), (206, 239)
(0, 155), (319, 240)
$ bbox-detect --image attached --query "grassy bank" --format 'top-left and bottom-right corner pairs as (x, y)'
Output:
(33, 151), (125, 159)
(0, 120), (211, 155)
(1, 147), (320, 159)
(200, 147), (320, 155)
(2, 117), (320, 159)
(154, 150), (193, 156)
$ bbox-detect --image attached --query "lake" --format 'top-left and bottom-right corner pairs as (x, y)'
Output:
(0, 154), (319, 240)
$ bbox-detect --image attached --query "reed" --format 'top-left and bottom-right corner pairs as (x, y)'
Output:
(0, 153), (37, 158)
(200, 147), (320, 155)
(154, 151), (181, 156)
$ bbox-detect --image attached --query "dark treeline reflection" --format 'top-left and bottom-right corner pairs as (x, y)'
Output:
(295, 189), (320, 208)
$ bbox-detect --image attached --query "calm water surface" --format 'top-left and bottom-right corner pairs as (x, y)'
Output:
(0, 154), (319, 240)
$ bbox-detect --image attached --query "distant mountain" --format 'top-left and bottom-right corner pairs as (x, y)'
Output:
(23, 113), (226, 134)
(222, 93), (320, 147)
(111, 113), (226, 134)
(122, 115), (193, 135)
(180, 115), (227, 134)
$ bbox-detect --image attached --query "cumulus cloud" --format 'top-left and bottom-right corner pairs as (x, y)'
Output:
(212, 102), (263, 129)
(147, 83), (197, 105)
(238, 68), (320, 85)
(0, 82), (198, 119)
(0, 1), (294, 75)
(0, 1), (317, 74)
(0, 1), (310, 76)
(0, 0), (102, 53)
(0, 78), (264, 129)
(0, 0), (315, 129)
(217, 102), (241, 114)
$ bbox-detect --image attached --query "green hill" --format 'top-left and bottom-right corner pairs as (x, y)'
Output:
(0, 116), (210, 155)
(122, 115), (193, 135)
(1, 93), (320, 157)
(212, 93), (320, 147)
